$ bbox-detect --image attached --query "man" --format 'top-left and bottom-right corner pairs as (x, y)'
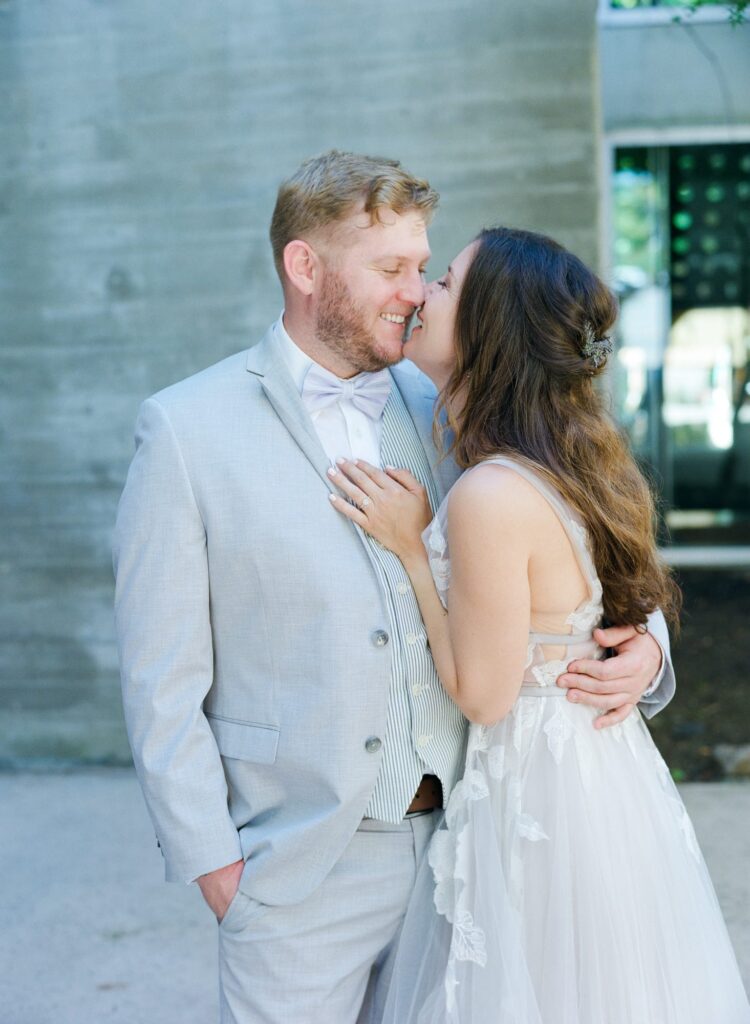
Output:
(113, 150), (673, 1023)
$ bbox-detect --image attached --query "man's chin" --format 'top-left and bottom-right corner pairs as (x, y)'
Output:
(367, 351), (404, 372)
(369, 337), (406, 370)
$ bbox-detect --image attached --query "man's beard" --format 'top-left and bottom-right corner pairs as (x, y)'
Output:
(314, 268), (404, 373)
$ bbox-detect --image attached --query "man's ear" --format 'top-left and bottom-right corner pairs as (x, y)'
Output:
(283, 240), (317, 297)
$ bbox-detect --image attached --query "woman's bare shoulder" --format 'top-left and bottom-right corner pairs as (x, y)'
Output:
(448, 463), (553, 539)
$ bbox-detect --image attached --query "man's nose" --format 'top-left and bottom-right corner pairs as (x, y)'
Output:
(397, 270), (425, 308)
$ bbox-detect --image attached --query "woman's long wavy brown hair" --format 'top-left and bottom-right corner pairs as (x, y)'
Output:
(438, 226), (680, 630)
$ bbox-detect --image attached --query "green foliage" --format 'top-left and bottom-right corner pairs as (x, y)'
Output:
(613, 0), (748, 24)
(677, 0), (748, 26)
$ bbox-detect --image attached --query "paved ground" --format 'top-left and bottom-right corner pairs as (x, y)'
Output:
(1, 770), (748, 1024)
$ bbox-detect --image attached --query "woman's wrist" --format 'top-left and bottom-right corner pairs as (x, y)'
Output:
(398, 543), (429, 573)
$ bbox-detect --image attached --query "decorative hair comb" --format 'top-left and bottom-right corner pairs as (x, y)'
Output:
(581, 322), (613, 369)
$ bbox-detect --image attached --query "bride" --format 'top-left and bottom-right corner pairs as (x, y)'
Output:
(331, 227), (750, 1022)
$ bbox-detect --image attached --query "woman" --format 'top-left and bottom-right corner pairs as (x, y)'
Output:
(329, 228), (750, 1022)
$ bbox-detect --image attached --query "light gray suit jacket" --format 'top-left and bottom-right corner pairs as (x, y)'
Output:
(114, 327), (461, 902)
(113, 326), (675, 905)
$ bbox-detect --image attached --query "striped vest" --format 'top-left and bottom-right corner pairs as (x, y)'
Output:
(364, 384), (466, 822)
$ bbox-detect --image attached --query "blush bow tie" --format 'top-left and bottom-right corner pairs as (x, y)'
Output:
(301, 365), (392, 420)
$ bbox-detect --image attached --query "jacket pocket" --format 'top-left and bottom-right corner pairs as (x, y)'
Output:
(206, 713), (280, 765)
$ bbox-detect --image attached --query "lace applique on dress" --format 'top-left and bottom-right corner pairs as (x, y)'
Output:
(452, 909), (488, 966)
(487, 742), (508, 780)
(512, 697), (544, 752)
(531, 660), (570, 688)
(429, 829), (457, 919)
(543, 702), (575, 764)
(425, 516), (451, 608)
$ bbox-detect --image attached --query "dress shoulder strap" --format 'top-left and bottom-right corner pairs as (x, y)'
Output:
(475, 457), (600, 599)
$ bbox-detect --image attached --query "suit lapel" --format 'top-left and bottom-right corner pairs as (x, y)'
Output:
(245, 329), (333, 488)
(246, 332), (391, 572)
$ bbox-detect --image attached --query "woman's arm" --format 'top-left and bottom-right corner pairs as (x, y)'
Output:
(330, 460), (534, 724)
(440, 468), (533, 723)
(327, 460), (462, 695)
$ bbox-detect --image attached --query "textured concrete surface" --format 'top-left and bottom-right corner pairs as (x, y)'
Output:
(0, 0), (602, 764)
(600, 16), (750, 134)
(0, 771), (747, 1023)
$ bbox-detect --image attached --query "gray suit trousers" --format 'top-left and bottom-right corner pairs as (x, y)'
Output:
(218, 813), (437, 1024)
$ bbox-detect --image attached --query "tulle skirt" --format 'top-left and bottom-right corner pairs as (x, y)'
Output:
(383, 692), (750, 1024)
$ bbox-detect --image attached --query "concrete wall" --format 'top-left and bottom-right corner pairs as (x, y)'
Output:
(0, 0), (600, 764)
(600, 17), (750, 134)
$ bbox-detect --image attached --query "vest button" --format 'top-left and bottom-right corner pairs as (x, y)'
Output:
(371, 629), (389, 648)
(365, 736), (382, 754)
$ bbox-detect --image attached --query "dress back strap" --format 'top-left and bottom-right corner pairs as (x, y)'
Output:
(528, 630), (594, 646)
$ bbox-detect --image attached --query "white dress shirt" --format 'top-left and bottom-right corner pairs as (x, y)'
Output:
(274, 315), (384, 467)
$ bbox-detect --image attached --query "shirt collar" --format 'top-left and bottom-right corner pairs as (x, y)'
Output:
(273, 313), (313, 394)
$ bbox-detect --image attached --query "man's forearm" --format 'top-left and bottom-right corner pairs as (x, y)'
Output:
(638, 609), (676, 717)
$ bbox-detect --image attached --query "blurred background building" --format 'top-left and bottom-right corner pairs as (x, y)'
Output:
(1, 0), (749, 770)
(601, 0), (750, 553)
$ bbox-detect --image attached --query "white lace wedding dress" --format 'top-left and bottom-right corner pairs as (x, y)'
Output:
(383, 457), (750, 1024)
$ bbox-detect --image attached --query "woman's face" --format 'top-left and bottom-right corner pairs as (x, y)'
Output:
(402, 240), (478, 389)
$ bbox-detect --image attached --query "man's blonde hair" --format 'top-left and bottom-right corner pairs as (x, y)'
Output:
(269, 150), (439, 278)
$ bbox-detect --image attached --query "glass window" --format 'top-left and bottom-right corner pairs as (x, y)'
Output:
(611, 143), (750, 543)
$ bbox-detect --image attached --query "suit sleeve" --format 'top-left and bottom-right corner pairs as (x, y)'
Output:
(113, 397), (243, 882)
(637, 608), (676, 719)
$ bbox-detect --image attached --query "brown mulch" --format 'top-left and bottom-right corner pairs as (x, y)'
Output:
(646, 568), (750, 779)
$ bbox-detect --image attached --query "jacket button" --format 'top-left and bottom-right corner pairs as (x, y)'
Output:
(371, 629), (389, 647)
(365, 736), (382, 753)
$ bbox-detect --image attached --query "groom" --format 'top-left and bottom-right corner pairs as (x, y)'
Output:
(113, 150), (674, 1023)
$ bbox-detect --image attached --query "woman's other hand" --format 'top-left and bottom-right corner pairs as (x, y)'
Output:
(328, 459), (432, 563)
